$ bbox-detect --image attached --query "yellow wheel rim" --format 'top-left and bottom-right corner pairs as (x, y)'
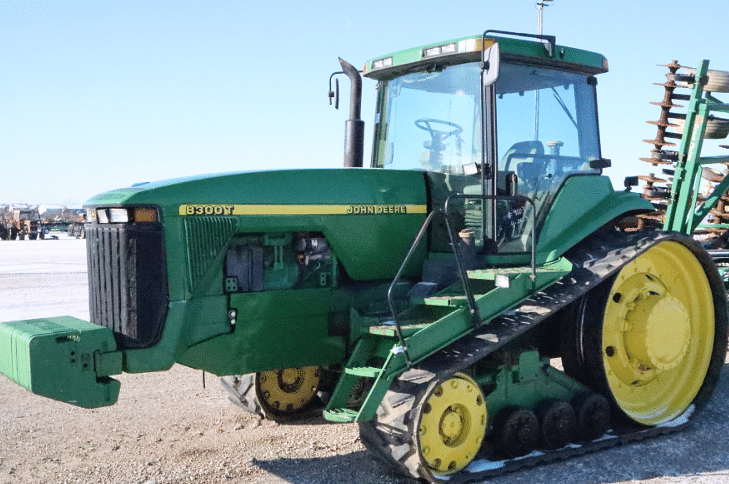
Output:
(417, 373), (487, 475)
(257, 366), (321, 414)
(602, 241), (714, 425)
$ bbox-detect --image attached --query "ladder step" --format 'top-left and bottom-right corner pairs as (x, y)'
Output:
(419, 295), (470, 307)
(345, 366), (382, 378)
(468, 265), (568, 280)
(369, 322), (428, 337)
(322, 408), (358, 423)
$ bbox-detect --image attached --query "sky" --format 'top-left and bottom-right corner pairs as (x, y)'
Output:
(2, 1), (728, 207)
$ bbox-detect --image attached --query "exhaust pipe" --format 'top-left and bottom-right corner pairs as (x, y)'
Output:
(339, 58), (364, 168)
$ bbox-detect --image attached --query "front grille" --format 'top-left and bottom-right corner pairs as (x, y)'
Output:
(86, 222), (168, 349)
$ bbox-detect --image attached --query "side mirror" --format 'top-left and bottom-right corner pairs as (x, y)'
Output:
(481, 42), (500, 87)
(623, 176), (639, 192)
(328, 74), (340, 110)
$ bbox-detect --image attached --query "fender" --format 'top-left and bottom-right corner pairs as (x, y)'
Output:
(536, 175), (653, 262)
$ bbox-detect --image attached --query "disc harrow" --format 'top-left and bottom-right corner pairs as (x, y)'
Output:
(638, 60), (729, 240)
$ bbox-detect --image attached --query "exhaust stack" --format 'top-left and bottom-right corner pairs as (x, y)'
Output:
(339, 58), (364, 168)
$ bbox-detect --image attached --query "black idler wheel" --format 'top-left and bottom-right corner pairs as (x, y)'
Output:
(537, 400), (577, 449)
(495, 408), (540, 458)
(573, 392), (610, 442)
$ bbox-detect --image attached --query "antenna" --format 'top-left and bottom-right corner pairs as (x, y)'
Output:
(536, 0), (553, 35)
(534, 0), (553, 140)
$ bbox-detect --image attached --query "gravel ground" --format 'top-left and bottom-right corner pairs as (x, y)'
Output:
(1, 237), (729, 483)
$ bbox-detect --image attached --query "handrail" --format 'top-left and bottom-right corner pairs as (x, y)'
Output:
(445, 193), (538, 290)
(387, 209), (474, 368)
(386, 192), (537, 368)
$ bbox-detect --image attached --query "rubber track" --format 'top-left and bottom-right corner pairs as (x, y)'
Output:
(359, 230), (697, 482)
(220, 374), (266, 417)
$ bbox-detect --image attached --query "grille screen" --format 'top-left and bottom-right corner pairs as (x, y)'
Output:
(86, 222), (168, 348)
(183, 216), (237, 291)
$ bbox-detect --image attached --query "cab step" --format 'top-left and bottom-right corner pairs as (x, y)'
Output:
(345, 366), (382, 378)
(322, 408), (358, 423)
(417, 294), (472, 307)
(368, 322), (429, 337)
(467, 261), (572, 288)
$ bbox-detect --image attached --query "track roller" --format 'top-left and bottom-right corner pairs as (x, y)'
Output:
(537, 399), (577, 449)
(572, 392), (610, 441)
(494, 407), (540, 458)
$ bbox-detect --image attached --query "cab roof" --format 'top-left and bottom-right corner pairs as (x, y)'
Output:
(363, 33), (608, 80)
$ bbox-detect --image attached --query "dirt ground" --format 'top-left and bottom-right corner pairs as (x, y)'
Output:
(2, 238), (729, 484)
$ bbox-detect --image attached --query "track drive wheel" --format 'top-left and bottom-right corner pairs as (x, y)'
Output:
(359, 371), (487, 481)
(565, 237), (728, 426)
(221, 366), (323, 420)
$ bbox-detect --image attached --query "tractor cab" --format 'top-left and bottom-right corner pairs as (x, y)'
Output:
(366, 33), (607, 256)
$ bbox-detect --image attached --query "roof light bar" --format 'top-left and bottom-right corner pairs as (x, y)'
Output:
(371, 56), (393, 70)
(422, 42), (457, 58)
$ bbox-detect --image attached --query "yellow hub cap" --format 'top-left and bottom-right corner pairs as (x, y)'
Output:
(417, 373), (487, 475)
(257, 366), (321, 414)
(602, 241), (714, 425)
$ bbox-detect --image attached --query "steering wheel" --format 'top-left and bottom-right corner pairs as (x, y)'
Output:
(415, 119), (463, 151)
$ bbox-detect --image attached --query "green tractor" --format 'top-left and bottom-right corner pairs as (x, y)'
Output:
(1, 31), (727, 481)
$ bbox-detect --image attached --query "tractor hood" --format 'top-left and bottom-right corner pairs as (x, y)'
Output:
(84, 168), (429, 217)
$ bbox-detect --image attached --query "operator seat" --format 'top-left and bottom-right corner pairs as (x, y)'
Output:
(502, 141), (544, 193)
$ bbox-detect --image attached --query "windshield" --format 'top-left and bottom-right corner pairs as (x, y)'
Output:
(373, 63), (482, 172)
(373, 60), (602, 253)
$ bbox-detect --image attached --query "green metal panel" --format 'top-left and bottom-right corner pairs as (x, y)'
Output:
(482, 351), (589, 419)
(0, 316), (122, 408)
(121, 297), (228, 373)
(536, 175), (653, 262)
(175, 288), (346, 375)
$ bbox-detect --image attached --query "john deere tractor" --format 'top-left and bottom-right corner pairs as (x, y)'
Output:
(1, 31), (727, 481)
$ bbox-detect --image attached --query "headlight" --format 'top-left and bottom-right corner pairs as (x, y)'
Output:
(108, 208), (129, 223)
(96, 209), (109, 224)
(90, 207), (159, 224)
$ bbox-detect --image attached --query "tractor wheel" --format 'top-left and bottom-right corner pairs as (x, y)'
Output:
(565, 237), (727, 426)
(415, 373), (487, 475)
(256, 366), (322, 417)
(359, 371), (486, 481)
(681, 68), (729, 93)
(222, 366), (324, 420)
